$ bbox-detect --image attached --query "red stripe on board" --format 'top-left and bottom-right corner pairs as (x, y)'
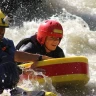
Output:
(39, 62), (88, 76)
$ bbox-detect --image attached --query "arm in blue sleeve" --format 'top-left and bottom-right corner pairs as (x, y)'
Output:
(8, 40), (16, 57)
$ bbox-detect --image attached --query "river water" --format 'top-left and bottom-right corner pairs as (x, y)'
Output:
(1, 0), (96, 95)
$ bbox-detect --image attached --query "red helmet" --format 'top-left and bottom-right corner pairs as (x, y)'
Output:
(37, 20), (63, 45)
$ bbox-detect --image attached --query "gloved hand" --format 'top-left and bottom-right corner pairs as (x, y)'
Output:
(0, 57), (19, 92)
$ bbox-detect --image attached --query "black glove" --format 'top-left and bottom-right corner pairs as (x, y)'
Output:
(0, 56), (19, 91)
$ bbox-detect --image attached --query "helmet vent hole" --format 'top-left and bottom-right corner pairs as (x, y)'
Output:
(50, 22), (52, 25)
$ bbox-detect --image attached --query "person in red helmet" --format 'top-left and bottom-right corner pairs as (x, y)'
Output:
(16, 20), (65, 61)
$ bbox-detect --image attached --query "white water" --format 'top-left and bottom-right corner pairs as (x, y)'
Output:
(2, 0), (96, 95)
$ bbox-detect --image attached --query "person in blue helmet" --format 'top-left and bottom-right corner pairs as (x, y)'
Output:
(0, 9), (51, 94)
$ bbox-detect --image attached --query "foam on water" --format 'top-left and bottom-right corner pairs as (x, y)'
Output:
(18, 69), (61, 96)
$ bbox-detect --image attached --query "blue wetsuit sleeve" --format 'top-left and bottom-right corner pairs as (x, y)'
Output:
(8, 40), (16, 57)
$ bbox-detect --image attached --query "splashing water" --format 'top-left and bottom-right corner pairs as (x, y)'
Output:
(1, 68), (61, 96)
(18, 68), (61, 96)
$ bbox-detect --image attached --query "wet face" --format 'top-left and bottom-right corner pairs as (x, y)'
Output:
(44, 36), (60, 53)
(0, 28), (5, 41)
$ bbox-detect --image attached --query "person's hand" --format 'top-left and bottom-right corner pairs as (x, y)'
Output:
(42, 55), (53, 60)
(19, 62), (45, 81)
(31, 61), (46, 73)
(19, 67), (34, 80)
(31, 55), (53, 73)
(20, 61), (45, 79)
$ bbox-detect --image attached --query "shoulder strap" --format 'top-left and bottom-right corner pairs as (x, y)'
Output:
(16, 38), (31, 50)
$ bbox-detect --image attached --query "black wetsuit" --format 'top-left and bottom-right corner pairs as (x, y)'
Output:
(16, 35), (65, 58)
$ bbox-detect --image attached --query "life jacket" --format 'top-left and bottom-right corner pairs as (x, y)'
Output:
(0, 38), (15, 62)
